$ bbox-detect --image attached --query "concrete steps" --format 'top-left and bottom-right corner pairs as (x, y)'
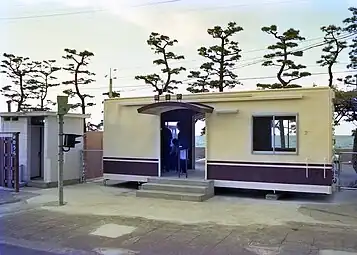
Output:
(136, 178), (214, 202)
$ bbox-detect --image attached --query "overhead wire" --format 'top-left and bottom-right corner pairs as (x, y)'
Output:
(1, 0), (313, 21)
(95, 31), (355, 84)
(2, 0), (352, 74)
(2, 0), (354, 94)
(81, 69), (356, 92)
(110, 34), (334, 74)
(79, 31), (356, 92)
(0, 0), (181, 21)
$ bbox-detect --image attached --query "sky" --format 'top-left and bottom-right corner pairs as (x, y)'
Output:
(0, 0), (356, 135)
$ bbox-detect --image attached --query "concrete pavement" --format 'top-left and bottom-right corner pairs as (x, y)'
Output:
(0, 243), (63, 255)
(1, 182), (357, 254)
(23, 182), (357, 227)
(1, 208), (357, 254)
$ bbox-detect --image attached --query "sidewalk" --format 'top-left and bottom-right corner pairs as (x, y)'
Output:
(1, 182), (357, 254)
(0, 189), (37, 206)
(23, 181), (357, 227)
(0, 190), (20, 205)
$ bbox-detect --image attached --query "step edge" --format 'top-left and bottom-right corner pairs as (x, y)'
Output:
(136, 189), (205, 197)
(142, 183), (208, 189)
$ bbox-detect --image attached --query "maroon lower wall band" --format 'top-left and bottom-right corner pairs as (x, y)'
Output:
(103, 157), (159, 176)
(207, 161), (332, 186)
(102, 157), (332, 186)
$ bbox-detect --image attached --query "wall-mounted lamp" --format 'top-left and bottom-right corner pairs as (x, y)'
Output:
(176, 94), (182, 101)
(165, 94), (171, 101)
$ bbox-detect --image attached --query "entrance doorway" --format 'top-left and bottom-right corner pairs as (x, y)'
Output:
(137, 100), (213, 180)
(160, 109), (205, 179)
(30, 117), (44, 180)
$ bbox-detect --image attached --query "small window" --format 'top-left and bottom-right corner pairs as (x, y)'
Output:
(31, 117), (44, 125)
(252, 115), (297, 154)
(3, 117), (18, 121)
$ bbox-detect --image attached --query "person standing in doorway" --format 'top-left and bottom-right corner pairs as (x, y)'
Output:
(177, 122), (188, 173)
(161, 123), (172, 172)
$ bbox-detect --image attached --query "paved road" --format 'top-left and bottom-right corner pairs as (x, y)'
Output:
(0, 243), (59, 255)
(1, 209), (357, 255)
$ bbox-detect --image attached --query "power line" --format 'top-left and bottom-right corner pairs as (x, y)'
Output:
(1, 0), (316, 21)
(0, 0), (181, 21)
(81, 69), (356, 92)
(99, 32), (355, 82)
(111, 34), (330, 73)
(101, 31), (354, 76)
(81, 32), (354, 91)
(110, 62), (350, 81)
(183, 0), (311, 12)
(232, 32), (355, 70)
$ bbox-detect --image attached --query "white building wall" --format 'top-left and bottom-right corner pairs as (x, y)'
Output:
(1, 117), (29, 182)
(44, 116), (85, 183)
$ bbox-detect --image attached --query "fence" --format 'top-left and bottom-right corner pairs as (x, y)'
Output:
(81, 149), (103, 182)
(333, 151), (357, 190)
(81, 131), (103, 182)
(0, 132), (19, 192)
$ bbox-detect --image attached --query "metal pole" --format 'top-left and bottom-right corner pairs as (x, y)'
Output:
(109, 68), (113, 98)
(14, 132), (19, 193)
(58, 114), (64, 206)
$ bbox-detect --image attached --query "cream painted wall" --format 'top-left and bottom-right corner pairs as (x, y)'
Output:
(1, 117), (29, 182)
(206, 88), (333, 164)
(103, 100), (160, 159)
(1, 114), (87, 184)
(103, 87), (333, 166)
(44, 115), (85, 183)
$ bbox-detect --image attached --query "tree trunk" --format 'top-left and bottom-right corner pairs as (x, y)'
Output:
(17, 76), (24, 112)
(352, 128), (357, 174)
(81, 98), (86, 134)
(278, 120), (286, 149)
(219, 38), (225, 92)
(328, 64), (333, 88)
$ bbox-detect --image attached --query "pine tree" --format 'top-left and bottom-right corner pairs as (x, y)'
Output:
(187, 22), (243, 93)
(0, 53), (40, 111)
(339, 7), (357, 173)
(27, 60), (61, 111)
(257, 25), (311, 89)
(62, 49), (96, 132)
(186, 63), (213, 93)
(317, 25), (347, 87)
(135, 32), (186, 95)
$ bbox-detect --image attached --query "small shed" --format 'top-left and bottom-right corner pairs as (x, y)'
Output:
(103, 86), (334, 195)
(0, 111), (89, 188)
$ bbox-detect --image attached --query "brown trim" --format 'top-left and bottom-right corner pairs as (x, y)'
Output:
(137, 101), (214, 115)
(207, 164), (332, 186)
(103, 160), (158, 176)
(207, 160), (332, 168)
(103, 157), (158, 162)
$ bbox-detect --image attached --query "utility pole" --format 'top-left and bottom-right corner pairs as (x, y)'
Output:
(109, 68), (113, 98)
(57, 95), (71, 206)
(107, 68), (118, 98)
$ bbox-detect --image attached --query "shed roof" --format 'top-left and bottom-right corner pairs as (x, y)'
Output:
(0, 111), (90, 119)
(137, 101), (214, 115)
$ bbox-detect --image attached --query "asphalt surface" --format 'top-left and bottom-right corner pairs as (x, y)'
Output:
(0, 244), (59, 255)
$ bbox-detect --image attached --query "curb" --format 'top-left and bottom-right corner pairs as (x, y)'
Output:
(0, 237), (98, 255)
(0, 198), (21, 206)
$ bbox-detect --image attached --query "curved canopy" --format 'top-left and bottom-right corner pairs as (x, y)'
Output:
(137, 101), (214, 115)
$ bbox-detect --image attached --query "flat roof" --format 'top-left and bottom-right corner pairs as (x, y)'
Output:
(105, 86), (333, 106)
(105, 86), (332, 103)
(0, 111), (90, 119)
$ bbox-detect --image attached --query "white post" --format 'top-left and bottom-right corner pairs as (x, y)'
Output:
(58, 114), (64, 206)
